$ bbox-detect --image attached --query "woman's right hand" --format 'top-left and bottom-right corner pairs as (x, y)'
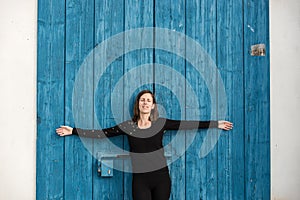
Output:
(56, 125), (73, 136)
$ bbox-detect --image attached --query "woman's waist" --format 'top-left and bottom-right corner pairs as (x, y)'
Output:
(132, 166), (169, 176)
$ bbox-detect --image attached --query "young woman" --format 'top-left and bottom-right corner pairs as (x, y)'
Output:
(56, 90), (233, 200)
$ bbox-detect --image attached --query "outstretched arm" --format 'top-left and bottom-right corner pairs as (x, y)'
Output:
(56, 124), (125, 138)
(163, 118), (233, 131)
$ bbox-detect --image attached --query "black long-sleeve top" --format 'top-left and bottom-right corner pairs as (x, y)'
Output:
(73, 118), (218, 174)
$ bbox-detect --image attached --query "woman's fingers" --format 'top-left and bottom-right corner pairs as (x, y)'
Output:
(56, 128), (64, 136)
(225, 123), (233, 130)
(219, 121), (233, 131)
(56, 128), (62, 133)
(224, 121), (233, 126)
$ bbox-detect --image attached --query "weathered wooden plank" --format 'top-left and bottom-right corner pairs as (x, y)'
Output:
(64, 0), (94, 199)
(244, 0), (270, 199)
(185, 0), (217, 199)
(124, 0), (154, 199)
(37, 0), (65, 199)
(154, 0), (186, 199)
(93, 0), (125, 199)
(217, 0), (245, 199)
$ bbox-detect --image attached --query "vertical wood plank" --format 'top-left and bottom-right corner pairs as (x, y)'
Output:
(124, 1), (154, 199)
(64, 0), (94, 199)
(37, 0), (65, 199)
(154, 0), (186, 199)
(93, 0), (125, 199)
(185, 0), (217, 199)
(217, 0), (245, 199)
(244, 0), (270, 199)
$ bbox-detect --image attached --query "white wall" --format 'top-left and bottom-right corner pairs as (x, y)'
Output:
(0, 0), (36, 200)
(0, 0), (299, 199)
(270, 0), (300, 199)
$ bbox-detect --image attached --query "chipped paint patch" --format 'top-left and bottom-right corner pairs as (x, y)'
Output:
(248, 24), (255, 32)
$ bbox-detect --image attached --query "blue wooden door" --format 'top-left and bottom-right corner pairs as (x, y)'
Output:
(37, 0), (270, 199)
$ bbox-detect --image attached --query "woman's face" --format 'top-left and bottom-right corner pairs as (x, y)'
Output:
(138, 93), (155, 114)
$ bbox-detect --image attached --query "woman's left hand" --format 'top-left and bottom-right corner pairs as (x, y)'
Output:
(218, 121), (233, 131)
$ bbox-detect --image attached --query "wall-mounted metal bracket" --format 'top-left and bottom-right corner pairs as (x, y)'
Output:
(97, 153), (130, 177)
(251, 44), (266, 56)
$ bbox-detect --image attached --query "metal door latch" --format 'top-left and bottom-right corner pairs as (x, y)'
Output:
(97, 159), (113, 177)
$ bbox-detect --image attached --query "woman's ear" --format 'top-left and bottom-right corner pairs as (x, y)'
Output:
(151, 104), (155, 109)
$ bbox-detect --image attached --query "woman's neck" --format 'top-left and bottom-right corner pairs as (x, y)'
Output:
(138, 113), (151, 128)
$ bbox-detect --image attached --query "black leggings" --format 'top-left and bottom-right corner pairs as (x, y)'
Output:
(132, 171), (171, 200)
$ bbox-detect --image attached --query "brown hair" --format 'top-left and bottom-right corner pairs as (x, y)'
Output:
(132, 90), (159, 122)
